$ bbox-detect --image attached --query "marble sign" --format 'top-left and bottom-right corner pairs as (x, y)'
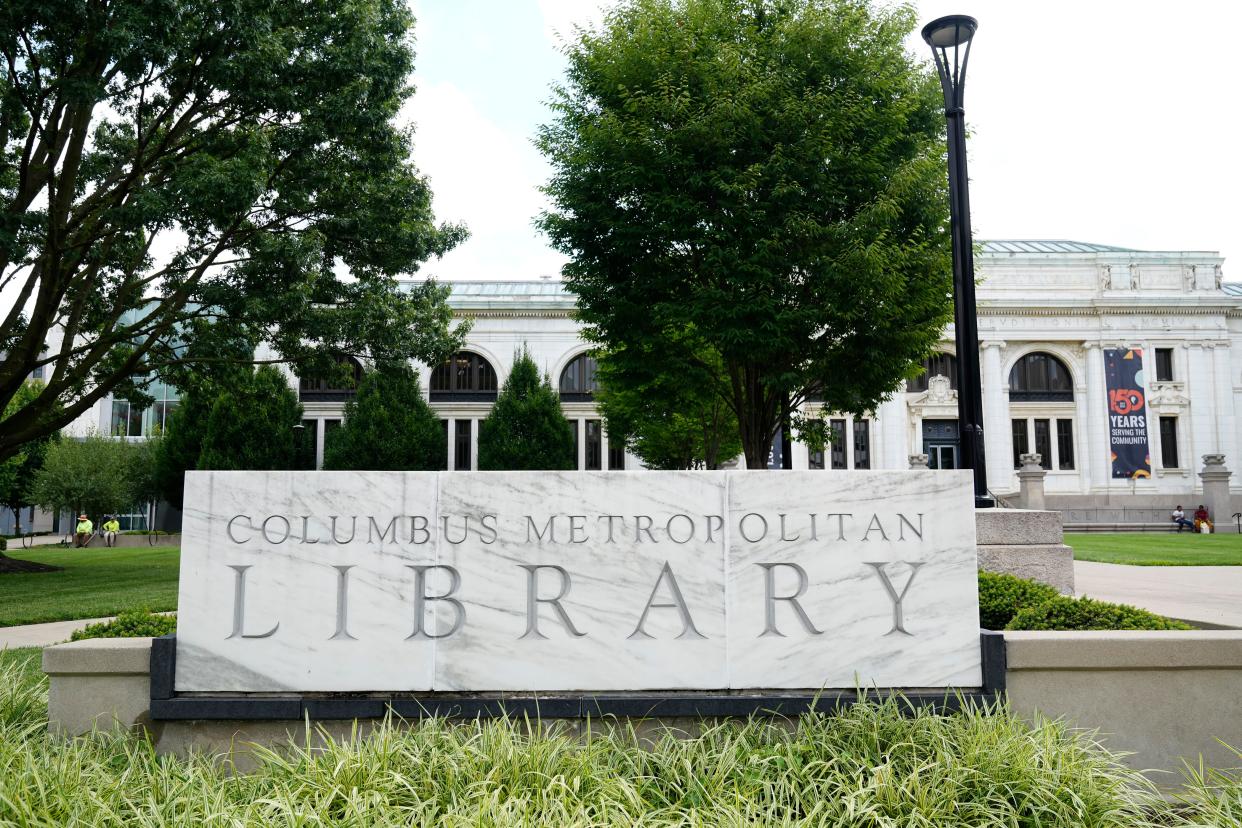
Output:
(175, 470), (982, 692)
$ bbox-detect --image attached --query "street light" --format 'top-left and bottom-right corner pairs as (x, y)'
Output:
(922, 14), (993, 509)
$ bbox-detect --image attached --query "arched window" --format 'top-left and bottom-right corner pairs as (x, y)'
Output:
(906, 353), (958, 392)
(431, 351), (498, 400)
(299, 355), (364, 401)
(1009, 352), (1074, 402)
(559, 353), (599, 400)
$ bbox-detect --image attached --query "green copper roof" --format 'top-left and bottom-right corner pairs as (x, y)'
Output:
(980, 240), (1140, 254)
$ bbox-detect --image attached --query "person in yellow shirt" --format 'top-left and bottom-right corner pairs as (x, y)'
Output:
(74, 514), (93, 547)
(102, 516), (120, 547)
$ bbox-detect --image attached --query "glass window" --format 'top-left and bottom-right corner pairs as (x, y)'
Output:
(441, 420), (450, 468)
(585, 419), (603, 470)
(454, 419), (472, 470)
(1009, 353), (1074, 401)
(1033, 419), (1051, 470)
(1155, 348), (1174, 382)
(829, 419), (847, 470)
(30, 365), (43, 380)
(299, 355), (363, 397)
(559, 354), (599, 395)
(608, 437), (626, 470)
(906, 353), (958, 392)
(110, 400), (143, 437)
(808, 448), (825, 470)
(1011, 419), (1028, 468)
(852, 420), (870, 469)
(1056, 419), (1075, 470)
(431, 352), (497, 395)
(572, 420), (580, 468)
(1160, 417), (1179, 469)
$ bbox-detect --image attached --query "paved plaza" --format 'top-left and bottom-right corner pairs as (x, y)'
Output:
(1074, 560), (1242, 628)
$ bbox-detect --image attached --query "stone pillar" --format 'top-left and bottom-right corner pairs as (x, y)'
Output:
(981, 341), (1010, 493)
(1085, 343), (1109, 491)
(909, 453), (929, 470)
(1213, 344), (1237, 472)
(1017, 453), (1046, 510)
(1200, 454), (1235, 533)
(445, 418), (457, 471)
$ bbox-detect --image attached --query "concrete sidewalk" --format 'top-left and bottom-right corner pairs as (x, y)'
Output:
(0, 616), (117, 649)
(1074, 560), (1242, 628)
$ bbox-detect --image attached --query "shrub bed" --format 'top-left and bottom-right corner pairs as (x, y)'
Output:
(69, 608), (176, 641)
(978, 571), (1060, 630)
(1007, 595), (1194, 632)
(978, 571), (1191, 631)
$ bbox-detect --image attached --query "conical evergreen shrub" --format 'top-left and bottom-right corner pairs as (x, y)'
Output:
(477, 349), (575, 470)
(324, 362), (445, 470)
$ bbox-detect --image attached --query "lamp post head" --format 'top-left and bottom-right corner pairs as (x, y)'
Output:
(922, 15), (977, 112)
(921, 15), (977, 49)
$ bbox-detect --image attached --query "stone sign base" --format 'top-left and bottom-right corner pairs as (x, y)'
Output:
(43, 630), (1242, 780)
(975, 509), (1074, 594)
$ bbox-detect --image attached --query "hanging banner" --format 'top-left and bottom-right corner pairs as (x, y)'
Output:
(1104, 348), (1151, 479)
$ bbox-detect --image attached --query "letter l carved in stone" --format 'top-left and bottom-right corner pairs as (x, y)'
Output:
(226, 565), (279, 639)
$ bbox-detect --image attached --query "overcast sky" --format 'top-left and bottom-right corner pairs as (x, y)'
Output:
(408, 0), (1242, 281)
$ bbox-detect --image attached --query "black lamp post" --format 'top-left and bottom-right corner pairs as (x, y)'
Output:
(922, 14), (993, 509)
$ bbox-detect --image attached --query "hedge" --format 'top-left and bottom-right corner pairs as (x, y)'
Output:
(1006, 595), (1194, 632)
(70, 608), (177, 641)
(977, 571), (1060, 630)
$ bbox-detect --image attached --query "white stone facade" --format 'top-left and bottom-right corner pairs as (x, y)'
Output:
(72, 240), (1242, 518)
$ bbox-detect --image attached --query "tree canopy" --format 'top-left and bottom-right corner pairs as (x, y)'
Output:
(323, 362), (445, 471)
(477, 350), (575, 471)
(537, 0), (954, 468)
(0, 0), (467, 462)
(31, 433), (144, 519)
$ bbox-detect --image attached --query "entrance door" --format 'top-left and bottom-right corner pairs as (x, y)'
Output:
(922, 419), (959, 471)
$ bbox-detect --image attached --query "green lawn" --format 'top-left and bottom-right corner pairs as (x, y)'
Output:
(1066, 532), (1242, 566)
(0, 547), (179, 627)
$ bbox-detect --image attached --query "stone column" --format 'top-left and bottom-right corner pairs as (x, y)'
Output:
(1085, 343), (1110, 490)
(981, 341), (1010, 493)
(878, 395), (909, 470)
(1213, 344), (1237, 472)
(1017, 453), (1047, 510)
(1200, 454), (1235, 533)
(445, 418), (457, 471)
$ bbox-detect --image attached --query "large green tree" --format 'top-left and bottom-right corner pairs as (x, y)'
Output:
(538, 0), (954, 468)
(0, 0), (467, 462)
(477, 350), (575, 471)
(595, 336), (741, 469)
(197, 366), (302, 470)
(323, 363), (444, 471)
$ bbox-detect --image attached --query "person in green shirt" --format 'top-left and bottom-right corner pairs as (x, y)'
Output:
(74, 514), (93, 548)
(102, 516), (120, 547)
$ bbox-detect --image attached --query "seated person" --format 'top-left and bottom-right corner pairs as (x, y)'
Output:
(1171, 505), (1193, 532)
(74, 514), (93, 547)
(1194, 504), (1213, 532)
(102, 516), (120, 547)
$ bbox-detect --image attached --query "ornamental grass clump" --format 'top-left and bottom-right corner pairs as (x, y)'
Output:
(0, 645), (1164, 828)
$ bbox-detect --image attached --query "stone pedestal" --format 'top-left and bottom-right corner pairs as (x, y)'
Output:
(1016, 453), (1046, 511)
(908, 453), (929, 470)
(975, 509), (1074, 594)
(1199, 454), (1235, 533)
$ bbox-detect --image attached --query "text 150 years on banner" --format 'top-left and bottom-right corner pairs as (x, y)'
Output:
(176, 470), (982, 693)
(1104, 348), (1151, 479)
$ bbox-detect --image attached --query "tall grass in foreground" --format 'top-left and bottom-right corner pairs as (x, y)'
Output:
(0, 650), (1229, 827)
